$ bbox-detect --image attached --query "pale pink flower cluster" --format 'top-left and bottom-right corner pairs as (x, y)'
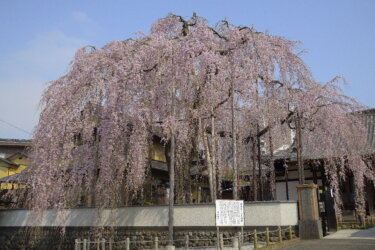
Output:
(13, 14), (371, 217)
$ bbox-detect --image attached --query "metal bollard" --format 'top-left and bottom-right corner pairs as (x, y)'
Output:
(185, 234), (189, 250)
(155, 236), (159, 250)
(253, 229), (258, 249)
(125, 237), (130, 250)
(265, 228), (270, 246)
(278, 226), (282, 243)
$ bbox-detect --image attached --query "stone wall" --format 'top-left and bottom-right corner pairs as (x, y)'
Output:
(0, 201), (298, 249)
(0, 226), (297, 250)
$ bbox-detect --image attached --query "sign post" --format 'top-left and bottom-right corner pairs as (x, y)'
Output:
(215, 200), (245, 249)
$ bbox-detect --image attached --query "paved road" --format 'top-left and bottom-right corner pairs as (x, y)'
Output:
(279, 239), (375, 250)
(280, 227), (375, 250)
(324, 226), (375, 239)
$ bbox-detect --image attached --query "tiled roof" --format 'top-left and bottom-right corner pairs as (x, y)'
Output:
(0, 158), (18, 167)
(6, 152), (28, 160)
(0, 138), (31, 146)
(0, 170), (30, 183)
(361, 109), (375, 149)
(273, 108), (375, 161)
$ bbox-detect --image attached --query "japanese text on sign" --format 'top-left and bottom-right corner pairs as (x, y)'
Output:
(215, 200), (244, 227)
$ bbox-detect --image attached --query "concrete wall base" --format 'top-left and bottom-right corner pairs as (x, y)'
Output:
(299, 219), (323, 239)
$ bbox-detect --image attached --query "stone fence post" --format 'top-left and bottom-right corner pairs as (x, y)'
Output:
(297, 184), (323, 239)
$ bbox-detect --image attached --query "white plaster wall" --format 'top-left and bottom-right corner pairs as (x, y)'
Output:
(0, 202), (298, 227)
(280, 203), (298, 226)
(174, 205), (215, 226)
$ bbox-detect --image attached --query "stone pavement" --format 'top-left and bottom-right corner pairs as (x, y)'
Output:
(278, 227), (375, 250)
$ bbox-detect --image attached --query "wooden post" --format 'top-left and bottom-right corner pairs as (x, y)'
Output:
(232, 235), (239, 249)
(278, 226), (282, 243)
(109, 238), (113, 250)
(241, 227), (244, 246)
(185, 235), (189, 250)
(97, 238), (100, 250)
(253, 229), (258, 249)
(289, 225), (293, 240)
(216, 227), (220, 250)
(101, 239), (106, 250)
(363, 216), (367, 228)
(125, 237), (130, 250)
(154, 236), (159, 250)
(237, 232), (242, 249)
(75, 239), (79, 250)
(265, 228), (270, 246)
(83, 239), (87, 250)
(219, 233), (224, 250)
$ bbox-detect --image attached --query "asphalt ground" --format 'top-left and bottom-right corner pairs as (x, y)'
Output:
(278, 227), (375, 250)
(279, 239), (375, 250)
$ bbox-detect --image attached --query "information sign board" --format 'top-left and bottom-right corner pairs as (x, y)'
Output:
(215, 200), (244, 227)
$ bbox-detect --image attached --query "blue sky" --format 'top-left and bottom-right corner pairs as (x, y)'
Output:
(1, 0), (374, 139)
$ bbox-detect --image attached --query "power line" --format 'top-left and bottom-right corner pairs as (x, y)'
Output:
(0, 119), (32, 135)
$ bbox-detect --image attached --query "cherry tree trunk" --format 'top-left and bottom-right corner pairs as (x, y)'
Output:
(252, 137), (258, 201)
(232, 80), (238, 200)
(257, 126), (263, 200)
(168, 85), (176, 246)
(202, 125), (215, 203)
(211, 112), (217, 201)
(268, 129), (276, 200)
(296, 115), (305, 184)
